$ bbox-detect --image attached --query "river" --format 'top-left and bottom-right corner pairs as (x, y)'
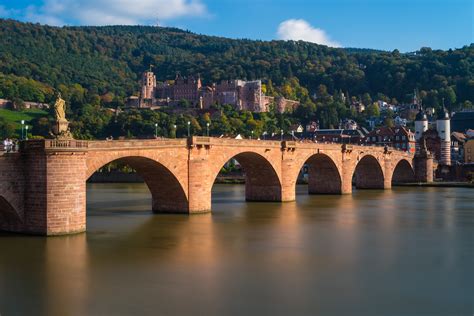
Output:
(0, 184), (473, 315)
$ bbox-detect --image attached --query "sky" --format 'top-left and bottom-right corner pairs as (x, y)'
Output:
(0, 0), (472, 52)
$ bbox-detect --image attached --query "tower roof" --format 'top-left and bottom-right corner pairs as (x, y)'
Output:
(415, 109), (427, 121)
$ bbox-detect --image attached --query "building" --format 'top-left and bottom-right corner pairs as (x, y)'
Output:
(451, 132), (467, 163)
(465, 139), (474, 163)
(131, 70), (299, 113)
(312, 129), (365, 144)
(365, 126), (415, 152)
(139, 71), (157, 108)
(350, 102), (365, 113)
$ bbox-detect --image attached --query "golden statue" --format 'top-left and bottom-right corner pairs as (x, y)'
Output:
(54, 92), (67, 122)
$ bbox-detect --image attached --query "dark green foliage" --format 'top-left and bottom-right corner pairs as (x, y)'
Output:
(0, 19), (472, 139)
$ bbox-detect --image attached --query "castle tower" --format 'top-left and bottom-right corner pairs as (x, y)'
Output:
(414, 108), (428, 154)
(140, 70), (156, 107)
(436, 108), (451, 166)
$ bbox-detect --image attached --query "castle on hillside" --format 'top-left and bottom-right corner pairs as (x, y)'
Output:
(128, 70), (299, 113)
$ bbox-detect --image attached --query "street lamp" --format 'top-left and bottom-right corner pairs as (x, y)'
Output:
(25, 125), (29, 140)
(187, 121), (191, 137)
(280, 129), (284, 141)
(251, 130), (254, 139)
(263, 131), (267, 140)
(21, 120), (25, 140)
(154, 123), (158, 138)
(206, 122), (210, 137)
(173, 124), (177, 138)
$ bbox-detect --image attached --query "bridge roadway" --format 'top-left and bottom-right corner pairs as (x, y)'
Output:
(0, 137), (432, 235)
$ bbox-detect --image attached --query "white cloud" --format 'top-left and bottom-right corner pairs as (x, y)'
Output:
(277, 19), (341, 47)
(17, 0), (208, 26)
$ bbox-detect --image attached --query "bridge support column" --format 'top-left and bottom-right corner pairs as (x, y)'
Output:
(383, 157), (393, 190)
(187, 156), (212, 213)
(414, 153), (433, 183)
(280, 151), (297, 202)
(22, 142), (87, 235)
(340, 152), (353, 194)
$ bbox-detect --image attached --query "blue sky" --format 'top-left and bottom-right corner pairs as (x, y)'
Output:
(0, 0), (472, 52)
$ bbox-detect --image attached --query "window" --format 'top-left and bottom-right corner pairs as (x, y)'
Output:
(402, 136), (406, 140)
(395, 136), (399, 140)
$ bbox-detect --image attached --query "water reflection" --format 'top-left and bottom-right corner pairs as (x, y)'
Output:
(0, 184), (472, 315)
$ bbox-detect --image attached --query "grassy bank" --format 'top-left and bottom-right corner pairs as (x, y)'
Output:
(0, 108), (48, 136)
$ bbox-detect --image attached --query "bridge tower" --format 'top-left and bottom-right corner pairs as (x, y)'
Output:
(414, 108), (428, 154)
(436, 108), (451, 166)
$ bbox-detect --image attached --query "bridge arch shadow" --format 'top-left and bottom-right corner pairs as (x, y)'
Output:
(392, 159), (415, 185)
(353, 155), (385, 189)
(87, 156), (188, 213)
(210, 151), (282, 202)
(300, 153), (342, 194)
(0, 196), (23, 232)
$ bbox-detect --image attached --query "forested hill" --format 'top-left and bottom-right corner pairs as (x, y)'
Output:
(0, 18), (473, 108)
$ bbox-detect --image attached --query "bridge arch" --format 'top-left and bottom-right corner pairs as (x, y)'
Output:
(209, 151), (282, 202)
(392, 159), (415, 184)
(353, 155), (385, 189)
(0, 195), (23, 232)
(300, 153), (342, 194)
(87, 156), (188, 213)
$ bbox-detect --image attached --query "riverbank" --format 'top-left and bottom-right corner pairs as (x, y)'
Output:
(395, 182), (474, 188)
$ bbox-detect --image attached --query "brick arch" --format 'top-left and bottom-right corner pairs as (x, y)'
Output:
(352, 154), (385, 189)
(392, 159), (416, 184)
(87, 155), (188, 213)
(0, 195), (23, 232)
(301, 153), (342, 194)
(209, 151), (282, 201)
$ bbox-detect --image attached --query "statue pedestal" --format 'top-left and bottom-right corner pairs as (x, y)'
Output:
(51, 119), (73, 139)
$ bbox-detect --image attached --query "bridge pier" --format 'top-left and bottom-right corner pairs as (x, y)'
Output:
(21, 141), (87, 235)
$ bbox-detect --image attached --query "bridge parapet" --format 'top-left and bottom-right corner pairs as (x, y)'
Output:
(21, 139), (89, 152)
(87, 138), (187, 150)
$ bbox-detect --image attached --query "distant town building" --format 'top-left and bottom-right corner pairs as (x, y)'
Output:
(365, 126), (415, 152)
(312, 129), (365, 144)
(451, 132), (468, 163)
(464, 139), (474, 163)
(340, 118), (358, 130)
(350, 102), (365, 113)
(0, 98), (49, 110)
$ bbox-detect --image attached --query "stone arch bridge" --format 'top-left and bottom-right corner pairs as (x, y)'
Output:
(0, 137), (432, 235)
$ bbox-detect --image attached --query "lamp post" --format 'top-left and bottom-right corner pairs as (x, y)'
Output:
(154, 123), (158, 138)
(187, 121), (191, 137)
(25, 125), (29, 140)
(21, 120), (25, 140)
(206, 122), (210, 137)
(251, 130), (254, 140)
(263, 131), (267, 140)
(280, 129), (284, 141)
(173, 124), (177, 138)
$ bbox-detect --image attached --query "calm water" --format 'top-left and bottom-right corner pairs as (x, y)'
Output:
(0, 184), (473, 315)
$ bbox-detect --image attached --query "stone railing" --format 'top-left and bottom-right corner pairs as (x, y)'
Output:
(45, 139), (89, 149)
(21, 139), (89, 151)
(87, 138), (187, 150)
